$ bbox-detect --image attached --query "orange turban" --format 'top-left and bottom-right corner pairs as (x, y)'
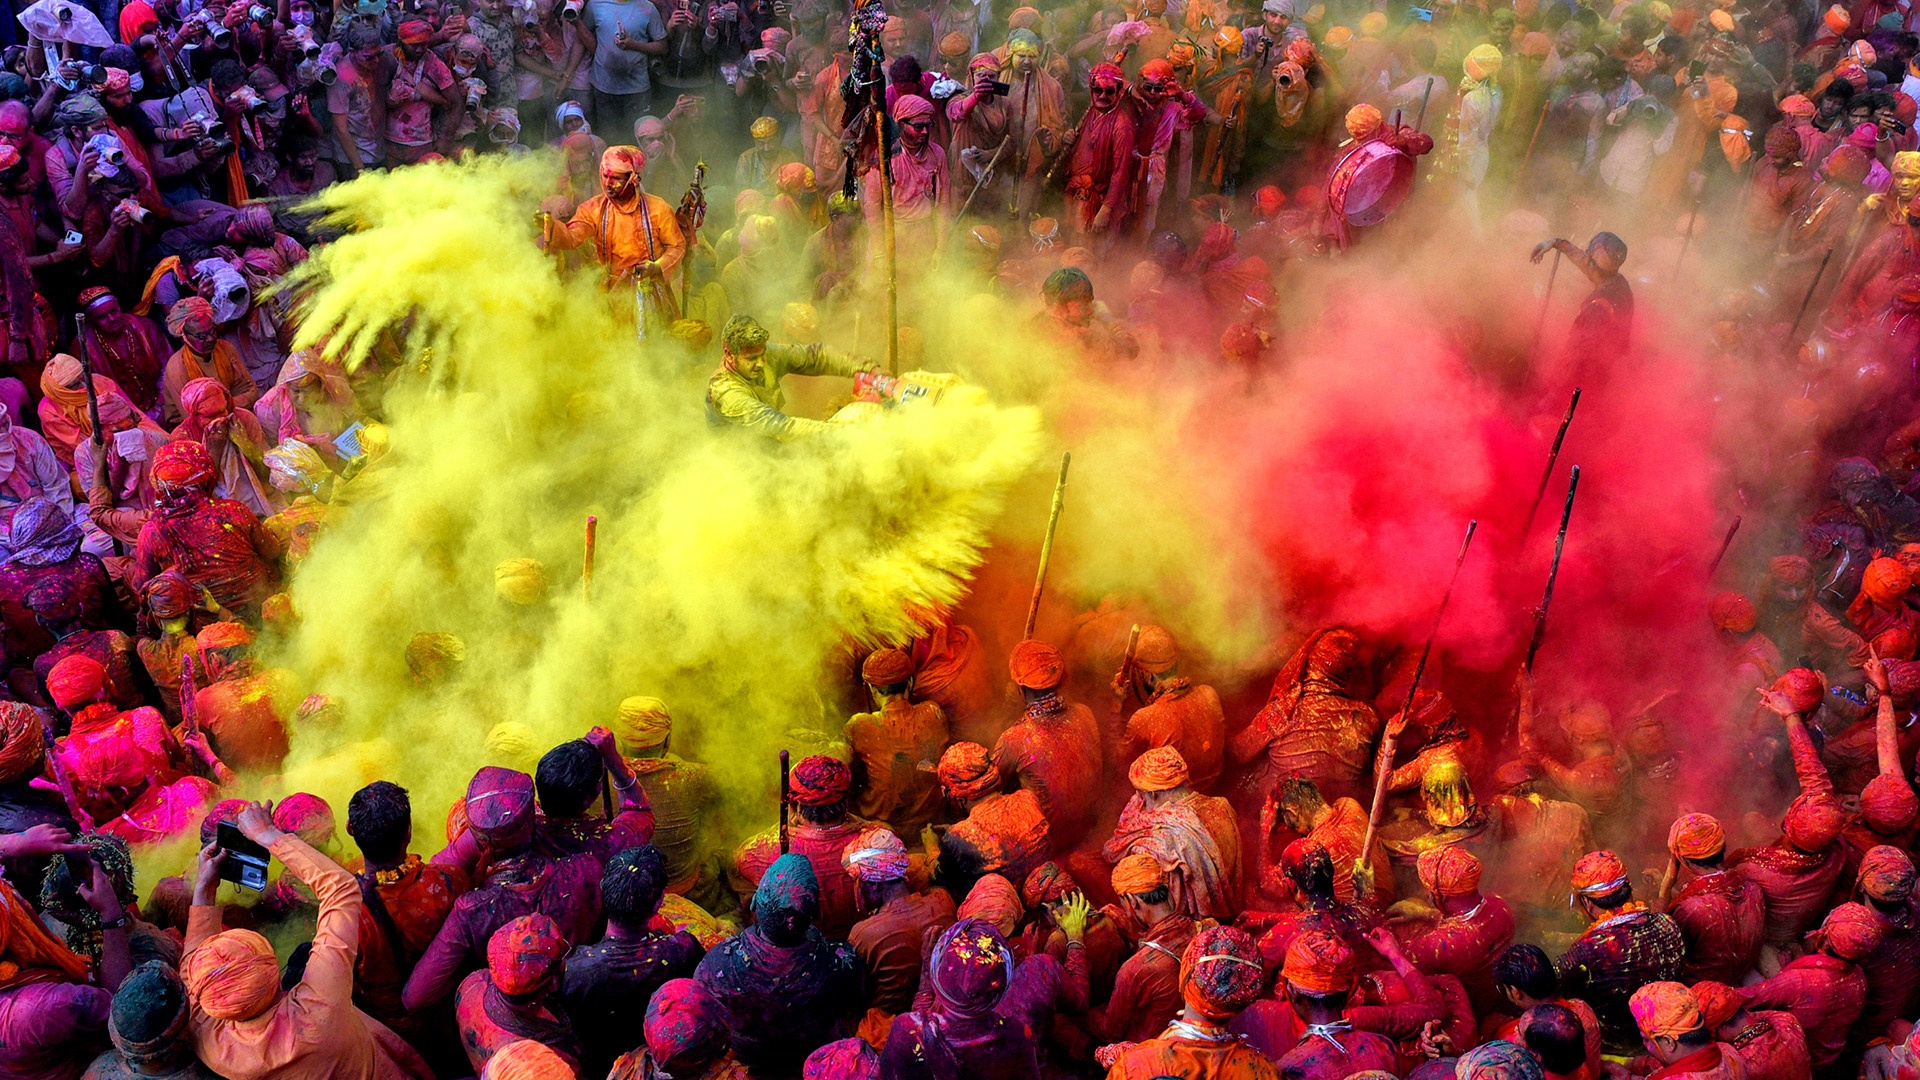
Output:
(46, 655), (108, 709)
(938, 31), (970, 57)
(1667, 813), (1726, 861)
(1783, 795), (1846, 852)
(1111, 852), (1167, 896)
(1861, 558), (1913, 607)
(483, 1040), (575, 1080)
(937, 741), (998, 801)
(1691, 981), (1742, 1029)
(197, 622), (255, 651)
(1008, 5), (1040, 28)
(1821, 902), (1884, 960)
(1179, 925), (1265, 1020)
(1282, 928), (1354, 994)
(956, 872), (1023, 935)
(862, 648), (914, 685)
(1709, 592), (1756, 633)
(0, 704), (44, 788)
(1771, 669), (1824, 714)
(1629, 981), (1703, 1039)
(1519, 31), (1551, 57)
(1860, 774), (1918, 832)
(1859, 845), (1917, 902)
(1139, 58), (1176, 83)
(1345, 103), (1383, 141)
(1823, 4), (1848, 33)
(1572, 850), (1628, 899)
(601, 145), (644, 177)
(1008, 640), (1065, 689)
(1781, 94), (1817, 118)
(182, 929), (280, 1020)
(1134, 625), (1178, 673)
(1128, 746), (1190, 792)
(1416, 846), (1482, 897)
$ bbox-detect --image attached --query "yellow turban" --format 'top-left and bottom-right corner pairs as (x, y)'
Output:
(485, 721), (540, 770)
(615, 696), (672, 752)
(750, 116), (779, 139)
(495, 558), (549, 606)
(1358, 11), (1386, 36)
(1465, 44), (1502, 82)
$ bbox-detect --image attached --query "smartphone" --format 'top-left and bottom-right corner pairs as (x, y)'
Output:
(988, 79), (1011, 96)
(215, 820), (271, 891)
(1686, 58), (1707, 79)
(1408, 6), (1434, 19)
(62, 229), (82, 246)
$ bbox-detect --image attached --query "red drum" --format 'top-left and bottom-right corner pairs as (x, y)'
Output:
(1328, 139), (1417, 227)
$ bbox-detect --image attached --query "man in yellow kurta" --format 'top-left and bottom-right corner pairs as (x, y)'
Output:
(705, 315), (876, 440)
(543, 145), (688, 323)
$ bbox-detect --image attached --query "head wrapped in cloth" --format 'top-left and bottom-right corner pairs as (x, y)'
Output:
(791, 755), (851, 807)
(1860, 557), (1912, 608)
(750, 115), (779, 139)
(1111, 852), (1167, 898)
(1859, 844), (1917, 902)
(1771, 668), (1824, 714)
(1422, 758), (1475, 828)
(937, 741), (998, 801)
(802, 1038), (880, 1080)
(486, 913), (568, 995)
(1667, 813), (1725, 861)
(465, 766), (536, 844)
(48, 655), (109, 709)
(483, 1040), (572, 1080)
(265, 439), (329, 494)
(1860, 774), (1919, 833)
(271, 793), (334, 849)
(1571, 850), (1629, 903)
(601, 145), (644, 186)
(1456, 1040), (1544, 1080)
(892, 93), (935, 124)
(1345, 103), (1383, 142)
(957, 872), (1023, 935)
(1009, 640), (1066, 689)
(1180, 925), (1264, 1020)
(1690, 981), (1742, 1030)
(753, 853), (821, 942)
(1282, 928), (1354, 995)
(929, 917), (1015, 1019)
(7, 498), (82, 568)
(1821, 902), (1884, 960)
(1416, 846), (1482, 897)
(1128, 746), (1190, 792)
(181, 929), (279, 1020)
(1022, 862), (1076, 907)
(644, 978), (730, 1075)
(841, 825), (909, 883)
(494, 558), (548, 606)
(1783, 794), (1846, 852)
(1464, 44), (1502, 83)
(861, 648), (914, 688)
(1708, 592), (1756, 632)
(613, 696), (671, 754)
(1630, 981), (1703, 1040)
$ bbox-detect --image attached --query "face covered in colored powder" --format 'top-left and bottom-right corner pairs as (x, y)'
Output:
(1090, 69), (1124, 111)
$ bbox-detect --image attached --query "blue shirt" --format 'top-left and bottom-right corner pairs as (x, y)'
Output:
(582, 0), (665, 95)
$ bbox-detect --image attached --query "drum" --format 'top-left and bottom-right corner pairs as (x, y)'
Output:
(1328, 139), (1417, 227)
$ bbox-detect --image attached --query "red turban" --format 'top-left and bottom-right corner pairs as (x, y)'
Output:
(601, 145), (644, 176)
(1111, 852), (1167, 896)
(483, 1040), (574, 1080)
(645, 978), (729, 1071)
(1861, 557), (1913, 607)
(1821, 902), (1884, 960)
(197, 622), (254, 651)
(937, 741), (998, 800)
(1089, 62), (1125, 86)
(1764, 125), (1802, 158)
(1139, 58), (1176, 83)
(957, 872), (1023, 934)
(182, 929), (279, 1020)
(1691, 981), (1742, 1030)
(1887, 660), (1920, 707)
(46, 656), (108, 709)
(892, 94), (935, 122)
(1783, 794), (1846, 852)
(1709, 592), (1757, 632)
(1859, 844), (1917, 902)
(1180, 925), (1264, 1020)
(1781, 94), (1816, 117)
(0, 703), (44, 788)
(1416, 846), (1482, 897)
(1021, 862), (1076, 907)
(151, 440), (216, 494)
(1255, 185), (1287, 216)
(200, 799), (247, 845)
(803, 1038), (879, 1080)
(1772, 668), (1824, 714)
(861, 648), (913, 685)
(272, 793), (334, 848)
(144, 571), (194, 620)
(396, 18), (432, 43)
(466, 766), (536, 839)
(1572, 850), (1629, 898)
(1629, 981), (1703, 1040)
(1770, 555), (1813, 587)
(487, 914), (568, 995)
(790, 755), (851, 806)
(1134, 625), (1178, 673)
(1282, 928), (1354, 994)
(1128, 746), (1189, 791)
(1008, 640), (1065, 689)
(1667, 813), (1726, 861)
(1827, 145), (1871, 184)
(165, 297), (216, 338)
(1861, 774), (1918, 832)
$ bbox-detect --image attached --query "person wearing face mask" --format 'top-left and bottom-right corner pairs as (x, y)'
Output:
(540, 145), (688, 315)
(1062, 64), (1137, 251)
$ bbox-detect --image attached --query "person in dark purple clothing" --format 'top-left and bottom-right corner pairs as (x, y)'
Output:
(403, 767), (604, 1012)
(695, 853), (863, 1079)
(558, 844), (704, 1079)
(882, 917), (1041, 1080)
(434, 727), (655, 880)
(0, 497), (122, 677)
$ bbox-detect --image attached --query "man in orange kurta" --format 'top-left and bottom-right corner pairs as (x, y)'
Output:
(544, 146), (688, 298)
(1117, 625), (1225, 793)
(844, 648), (949, 839)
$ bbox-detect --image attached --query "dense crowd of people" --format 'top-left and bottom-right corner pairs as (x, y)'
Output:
(0, 0), (1918, 1072)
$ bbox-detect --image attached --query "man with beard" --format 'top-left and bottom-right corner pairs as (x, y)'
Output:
(1003, 31), (1065, 218)
(542, 145), (688, 324)
(863, 94), (949, 267)
(1130, 59), (1211, 236)
(1062, 63), (1137, 250)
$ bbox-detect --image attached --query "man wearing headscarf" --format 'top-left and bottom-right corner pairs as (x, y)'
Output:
(1628, 982), (1742, 1080)
(1271, 927), (1432, 1080)
(1230, 628), (1382, 813)
(1063, 64), (1138, 248)
(1455, 1040), (1544, 1080)
(864, 94), (950, 269)
(1117, 625), (1225, 794)
(83, 960), (226, 1080)
(611, 696), (721, 902)
(947, 55), (1019, 220)
(1131, 59), (1212, 236)
(695, 853), (863, 1077)
(1395, 846), (1516, 1020)
(1105, 925), (1276, 1080)
(1529, 231), (1632, 380)
(1099, 853), (1196, 1044)
(1662, 813), (1764, 986)
(37, 354), (155, 469)
(1846, 558), (1918, 660)
(558, 845), (702, 1078)
(994, 639), (1105, 849)
(1745, 125), (1818, 245)
(733, 753), (865, 940)
(543, 146), (689, 322)
(1850, 845), (1920, 1043)
(937, 740), (1051, 896)
(181, 801), (434, 1080)
(1691, 980), (1808, 1080)
(1003, 31), (1067, 219)
(159, 298), (257, 428)
(406, 768), (605, 1011)
(1737, 902), (1878, 1071)
(608, 977), (748, 1080)
(1261, 777), (1389, 908)
(75, 390), (171, 520)
(1515, 688), (1631, 847)
(132, 441), (281, 618)
(0, 411), (78, 559)
(1755, 559), (1868, 674)
(0, 496), (120, 670)
(1248, 838), (1379, 975)
(1559, 850), (1687, 1052)
(845, 647), (949, 839)
(1831, 656), (1917, 875)
(1102, 747), (1238, 920)
(844, 824), (955, 1033)
(47, 652), (225, 839)
(875, 916), (1032, 1079)
(1730, 687), (1849, 956)
(251, 351), (358, 463)
(168, 377), (280, 519)
(184, 622), (294, 773)
(454, 914), (579, 1073)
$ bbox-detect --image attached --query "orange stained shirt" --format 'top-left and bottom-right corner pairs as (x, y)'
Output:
(555, 190), (688, 283)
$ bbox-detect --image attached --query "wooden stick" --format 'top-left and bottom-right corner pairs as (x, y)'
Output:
(1789, 247), (1835, 339)
(36, 706), (91, 831)
(1023, 452), (1072, 640)
(778, 749), (792, 855)
(1528, 248), (1561, 358)
(1525, 465), (1581, 672)
(1520, 387), (1581, 540)
(583, 516), (597, 604)
(1671, 188), (1703, 283)
(1516, 98), (1550, 191)
(1708, 515), (1742, 576)
(179, 652), (201, 742)
(1359, 518), (1479, 871)
(74, 314), (101, 447)
(874, 106), (899, 376)
(1110, 623), (1143, 719)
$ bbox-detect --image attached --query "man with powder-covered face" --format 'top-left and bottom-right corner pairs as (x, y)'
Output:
(704, 313), (876, 441)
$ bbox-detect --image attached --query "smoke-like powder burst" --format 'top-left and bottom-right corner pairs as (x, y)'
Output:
(266, 153), (1043, 838)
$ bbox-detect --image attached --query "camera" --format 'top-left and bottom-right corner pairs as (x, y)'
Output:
(561, 0), (582, 20)
(289, 25), (322, 58)
(249, 4), (271, 19)
(116, 198), (150, 223)
(747, 47), (774, 72)
(99, 144), (125, 166)
(191, 110), (225, 135)
(1275, 66), (1297, 87)
(228, 85), (266, 111)
(216, 821), (271, 892)
(463, 76), (485, 108)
